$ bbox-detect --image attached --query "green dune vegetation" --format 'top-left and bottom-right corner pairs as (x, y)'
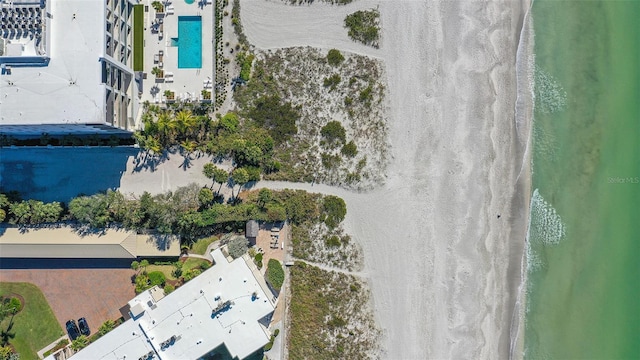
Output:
(288, 262), (379, 359)
(344, 9), (380, 48)
(234, 47), (388, 189)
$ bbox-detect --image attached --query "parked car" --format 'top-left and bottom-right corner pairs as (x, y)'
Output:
(78, 317), (90, 336)
(66, 320), (80, 340)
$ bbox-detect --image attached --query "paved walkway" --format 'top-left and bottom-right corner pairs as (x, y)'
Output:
(0, 268), (136, 336)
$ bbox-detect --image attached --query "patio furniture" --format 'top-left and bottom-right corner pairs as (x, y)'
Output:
(154, 54), (159, 63)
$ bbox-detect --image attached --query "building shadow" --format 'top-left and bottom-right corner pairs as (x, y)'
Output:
(0, 147), (138, 203)
(0, 258), (133, 269)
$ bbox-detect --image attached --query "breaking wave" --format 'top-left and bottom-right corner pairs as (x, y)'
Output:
(530, 188), (566, 246)
(534, 66), (567, 114)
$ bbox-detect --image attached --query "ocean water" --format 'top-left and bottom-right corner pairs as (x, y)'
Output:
(526, 0), (640, 359)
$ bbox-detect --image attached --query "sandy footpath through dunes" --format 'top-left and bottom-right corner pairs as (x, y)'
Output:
(116, 0), (533, 358)
(238, 0), (532, 359)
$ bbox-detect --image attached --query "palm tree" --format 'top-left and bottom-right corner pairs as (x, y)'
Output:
(146, 136), (162, 154)
(156, 111), (175, 145)
(180, 140), (197, 153)
(175, 110), (196, 138)
(230, 168), (249, 199)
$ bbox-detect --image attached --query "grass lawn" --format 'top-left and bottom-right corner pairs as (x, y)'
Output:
(146, 264), (178, 281)
(133, 4), (144, 71)
(0, 282), (63, 360)
(190, 235), (218, 255)
(183, 258), (210, 272)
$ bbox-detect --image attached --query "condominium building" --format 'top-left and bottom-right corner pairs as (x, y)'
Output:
(0, 0), (140, 136)
(45, 249), (277, 360)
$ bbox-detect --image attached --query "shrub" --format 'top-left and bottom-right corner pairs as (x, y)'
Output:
(164, 284), (175, 294)
(227, 236), (249, 259)
(237, 52), (255, 81)
(327, 315), (347, 328)
(98, 320), (117, 336)
(219, 112), (240, 133)
(198, 188), (214, 207)
(320, 121), (346, 144)
(148, 271), (166, 287)
(266, 259), (284, 290)
(71, 335), (89, 351)
(321, 153), (341, 169)
(323, 74), (341, 91)
(254, 253), (263, 268)
(344, 9), (380, 47)
(135, 274), (151, 293)
(341, 140), (358, 157)
(248, 95), (299, 144)
(322, 195), (347, 228)
(359, 85), (373, 102)
(266, 204), (287, 222)
(42, 339), (69, 358)
(325, 235), (341, 247)
(182, 268), (202, 282)
(326, 49), (345, 66)
(263, 340), (274, 351)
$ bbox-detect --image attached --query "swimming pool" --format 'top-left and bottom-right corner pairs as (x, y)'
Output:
(177, 16), (202, 69)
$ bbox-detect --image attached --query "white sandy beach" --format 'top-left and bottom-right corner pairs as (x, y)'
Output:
(238, 0), (533, 358)
(117, 0), (535, 358)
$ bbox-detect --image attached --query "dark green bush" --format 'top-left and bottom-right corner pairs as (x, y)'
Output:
(321, 153), (342, 169)
(326, 49), (345, 66)
(359, 85), (373, 103)
(344, 9), (380, 47)
(266, 259), (284, 290)
(322, 195), (347, 228)
(323, 74), (341, 90)
(248, 95), (300, 144)
(320, 121), (346, 144)
(325, 235), (341, 247)
(341, 140), (358, 157)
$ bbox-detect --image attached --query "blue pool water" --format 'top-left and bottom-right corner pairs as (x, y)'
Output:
(185, 0), (195, 3)
(177, 16), (202, 69)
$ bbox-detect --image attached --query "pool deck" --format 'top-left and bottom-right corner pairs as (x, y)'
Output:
(140, 0), (214, 107)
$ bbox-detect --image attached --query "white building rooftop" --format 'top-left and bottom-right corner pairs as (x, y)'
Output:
(1, 0), (107, 125)
(64, 249), (276, 360)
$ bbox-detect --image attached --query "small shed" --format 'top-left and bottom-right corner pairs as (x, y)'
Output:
(246, 220), (259, 246)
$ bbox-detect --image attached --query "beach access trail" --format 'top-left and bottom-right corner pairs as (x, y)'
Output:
(119, 0), (532, 358)
(236, 1), (531, 358)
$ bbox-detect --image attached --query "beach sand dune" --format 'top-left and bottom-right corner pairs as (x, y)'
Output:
(242, 0), (532, 358)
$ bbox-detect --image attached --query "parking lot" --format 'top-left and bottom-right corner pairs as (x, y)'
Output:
(0, 267), (136, 336)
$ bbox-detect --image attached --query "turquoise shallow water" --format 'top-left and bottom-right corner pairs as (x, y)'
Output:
(526, 0), (640, 359)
